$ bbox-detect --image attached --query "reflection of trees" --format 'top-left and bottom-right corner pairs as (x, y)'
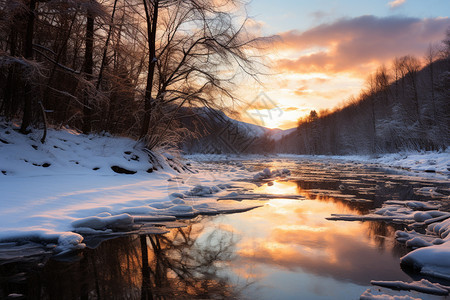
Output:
(141, 222), (240, 299)
(365, 221), (409, 257)
(6, 221), (240, 299)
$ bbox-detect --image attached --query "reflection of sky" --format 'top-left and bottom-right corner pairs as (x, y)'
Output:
(205, 181), (411, 299)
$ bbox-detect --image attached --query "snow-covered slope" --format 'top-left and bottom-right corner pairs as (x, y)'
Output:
(0, 124), (157, 176)
(0, 122), (261, 254)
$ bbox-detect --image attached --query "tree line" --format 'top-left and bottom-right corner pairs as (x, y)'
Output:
(276, 33), (450, 155)
(0, 0), (267, 149)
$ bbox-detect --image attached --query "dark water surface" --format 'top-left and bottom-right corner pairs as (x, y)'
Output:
(1, 158), (449, 299)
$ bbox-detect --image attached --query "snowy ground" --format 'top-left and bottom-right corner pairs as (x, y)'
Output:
(0, 124), (270, 254)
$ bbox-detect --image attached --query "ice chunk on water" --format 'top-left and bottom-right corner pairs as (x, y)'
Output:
(360, 288), (421, 300)
(168, 205), (194, 212)
(171, 198), (185, 204)
(117, 206), (158, 215)
(401, 242), (450, 280)
(414, 187), (444, 198)
(185, 184), (219, 196)
(371, 279), (450, 296)
(149, 202), (174, 209)
(169, 192), (185, 199)
(71, 213), (133, 230)
(405, 237), (433, 248)
(252, 168), (291, 181)
(225, 192), (239, 197)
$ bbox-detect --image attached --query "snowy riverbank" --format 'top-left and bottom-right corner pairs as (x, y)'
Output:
(187, 150), (450, 176)
(1, 122), (449, 280)
(314, 151), (450, 175)
(0, 124), (264, 254)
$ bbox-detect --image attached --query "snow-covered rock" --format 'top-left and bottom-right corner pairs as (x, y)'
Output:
(252, 168), (290, 181)
(399, 216), (450, 279)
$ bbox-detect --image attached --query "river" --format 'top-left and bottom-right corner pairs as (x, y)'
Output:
(1, 157), (449, 299)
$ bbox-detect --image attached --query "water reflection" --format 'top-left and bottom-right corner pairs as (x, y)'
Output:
(0, 221), (242, 299)
(229, 199), (409, 284)
(206, 180), (416, 299)
(140, 221), (241, 299)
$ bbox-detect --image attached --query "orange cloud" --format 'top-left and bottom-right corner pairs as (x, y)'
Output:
(275, 15), (450, 75)
(294, 86), (312, 96)
(284, 107), (299, 112)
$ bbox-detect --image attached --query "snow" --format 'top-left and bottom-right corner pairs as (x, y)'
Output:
(71, 213), (134, 230)
(0, 123), (262, 253)
(360, 289), (422, 300)
(327, 200), (447, 223)
(400, 239), (450, 280)
(394, 207), (450, 279)
(252, 167), (290, 181)
(371, 279), (450, 296)
(307, 149), (450, 175)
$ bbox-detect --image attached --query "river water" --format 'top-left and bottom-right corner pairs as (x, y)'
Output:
(1, 158), (449, 299)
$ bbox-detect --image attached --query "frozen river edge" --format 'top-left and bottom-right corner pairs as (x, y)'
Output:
(1, 125), (449, 300)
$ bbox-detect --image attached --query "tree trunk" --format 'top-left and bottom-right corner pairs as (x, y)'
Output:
(370, 96), (377, 153)
(20, 0), (36, 134)
(82, 7), (94, 134)
(140, 0), (159, 140)
(97, 0), (119, 90)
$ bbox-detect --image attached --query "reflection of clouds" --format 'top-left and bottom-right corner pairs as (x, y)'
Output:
(232, 260), (267, 281)
(238, 229), (408, 285)
(272, 227), (328, 249)
(225, 181), (410, 285)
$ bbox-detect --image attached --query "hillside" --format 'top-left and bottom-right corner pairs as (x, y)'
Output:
(276, 58), (450, 155)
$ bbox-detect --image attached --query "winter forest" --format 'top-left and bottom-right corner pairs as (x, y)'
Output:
(0, 0), (268, 150)
(0, 0), (449, 155)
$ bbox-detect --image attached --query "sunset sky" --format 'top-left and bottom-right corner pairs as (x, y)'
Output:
(237, 0), (450, 129)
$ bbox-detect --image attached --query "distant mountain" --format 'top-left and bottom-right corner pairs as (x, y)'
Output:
(177, 107), (295, 153)
(269, 127), (297, 141)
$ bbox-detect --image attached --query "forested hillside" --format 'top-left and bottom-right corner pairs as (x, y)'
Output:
(276, 42), (450, 155)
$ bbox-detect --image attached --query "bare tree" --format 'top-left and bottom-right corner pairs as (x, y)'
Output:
(402, 55), (422, 129)
(137, 0), (269, 149)
(19, 0), (37, 134)
(424, 43), (439, 124)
